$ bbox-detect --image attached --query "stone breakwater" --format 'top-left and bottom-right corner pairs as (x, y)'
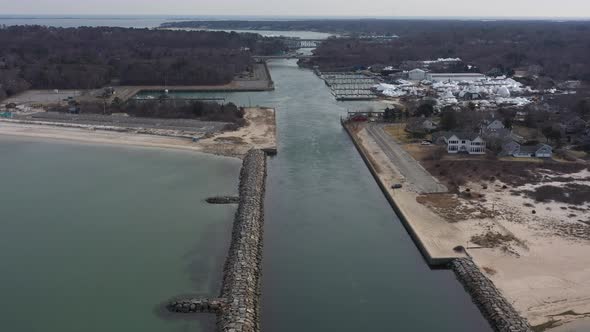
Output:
(168, 298), (225, 314)
(206, 196), (240, 204)
(218, 149), (266, 332)
(451, 258), (532, 332)
(167, 149), (267, 332)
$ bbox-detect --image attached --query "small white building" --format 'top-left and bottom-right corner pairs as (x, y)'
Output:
(408, 69), (427, 81)
(426, 73), (486, 82)
(444, 133), (486, 154)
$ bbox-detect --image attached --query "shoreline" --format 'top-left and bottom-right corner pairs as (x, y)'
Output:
(0, 107), (277, 159)
(344, 120), (590, 331)
(342, 121), (534, 332)
(342, 121), (466, 265)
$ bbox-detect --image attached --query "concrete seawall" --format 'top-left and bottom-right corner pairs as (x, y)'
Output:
(451, 258), (532, 332)
(168, 149), (266, 332)
(341, 121), (456, 265)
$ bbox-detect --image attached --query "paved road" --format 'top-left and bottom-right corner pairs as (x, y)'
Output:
(367, 124), (447, 193)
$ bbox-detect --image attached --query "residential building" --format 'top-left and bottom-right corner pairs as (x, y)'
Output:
(562, 116), (587, 134)
(405, 117), (438, 134)
(500, 140), (553, 158)
(482, 119), (505, 132)
(437, 132), (486, 154)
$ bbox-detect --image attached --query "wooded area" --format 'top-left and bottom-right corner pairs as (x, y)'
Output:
(168, 20), (590, 83)
(309, 21), (590, 83)
(50, 100), (245, 124)
(0, 26), (285, 100)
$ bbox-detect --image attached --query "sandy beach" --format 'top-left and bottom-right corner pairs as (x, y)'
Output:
(0, 107), (277, 159)
(452, 173), (590, 330)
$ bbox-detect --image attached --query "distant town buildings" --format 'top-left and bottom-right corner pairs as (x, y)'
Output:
(408, 69), (427, 81)
(426, 73), (486, 82)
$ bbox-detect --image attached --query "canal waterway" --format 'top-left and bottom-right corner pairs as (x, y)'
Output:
(157, 59), (493, 330)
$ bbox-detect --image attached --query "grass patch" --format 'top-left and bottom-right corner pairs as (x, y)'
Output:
(383, 124), (416, 144)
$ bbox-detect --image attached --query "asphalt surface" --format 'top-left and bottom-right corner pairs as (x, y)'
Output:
(366, 124), (447, 193)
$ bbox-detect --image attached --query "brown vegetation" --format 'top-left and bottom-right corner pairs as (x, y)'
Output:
(512, 184), (590, 205)
(416, 193), (500, 222)
(420, 159), (588, 192)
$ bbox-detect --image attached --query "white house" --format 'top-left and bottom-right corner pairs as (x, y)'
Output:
(408, 69), (427, 81)
(426, 73), (486, 82)
(444, 132), (486, 154)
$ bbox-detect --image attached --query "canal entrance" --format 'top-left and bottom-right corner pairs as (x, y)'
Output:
(160, 58), (493, 331)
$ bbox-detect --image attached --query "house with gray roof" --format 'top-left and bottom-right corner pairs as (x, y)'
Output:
(500, 140), (553, 158)
(405, 117), (438, 134)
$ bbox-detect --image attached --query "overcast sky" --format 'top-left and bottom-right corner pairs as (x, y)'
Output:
(2, 0), (589, 18)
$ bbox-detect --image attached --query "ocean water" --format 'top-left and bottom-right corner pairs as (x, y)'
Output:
(0, 137), (241, 332)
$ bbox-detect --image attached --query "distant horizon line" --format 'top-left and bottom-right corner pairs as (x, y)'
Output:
(1, 14), (590, 21)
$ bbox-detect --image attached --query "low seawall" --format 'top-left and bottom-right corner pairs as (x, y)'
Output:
(167, 149), (266, 332)
(451, 258), (532, 332)
(341, 121), (452, 266)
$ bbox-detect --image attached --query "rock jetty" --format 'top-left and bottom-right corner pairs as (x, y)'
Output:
(451, 258), (532, 332)
(167, 149), (267, 332)
(206, 196), (240, 204)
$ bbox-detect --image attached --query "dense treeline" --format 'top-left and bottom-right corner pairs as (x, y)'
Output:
(167, 20), (590, 82)
(310, 21), (590, 82)
(0, 26), (285, 100)
(50, 99), (245, 124)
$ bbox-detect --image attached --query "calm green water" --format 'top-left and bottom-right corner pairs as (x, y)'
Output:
(0, 137), (240, 332)
(156, 59), (493, 331)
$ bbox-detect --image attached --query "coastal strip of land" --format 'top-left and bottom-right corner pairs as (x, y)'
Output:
(344, 120), (590, 331)
(343, 121), (535, 332)
(343, 121), (466, 265)
(0, 107), (277, 159)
